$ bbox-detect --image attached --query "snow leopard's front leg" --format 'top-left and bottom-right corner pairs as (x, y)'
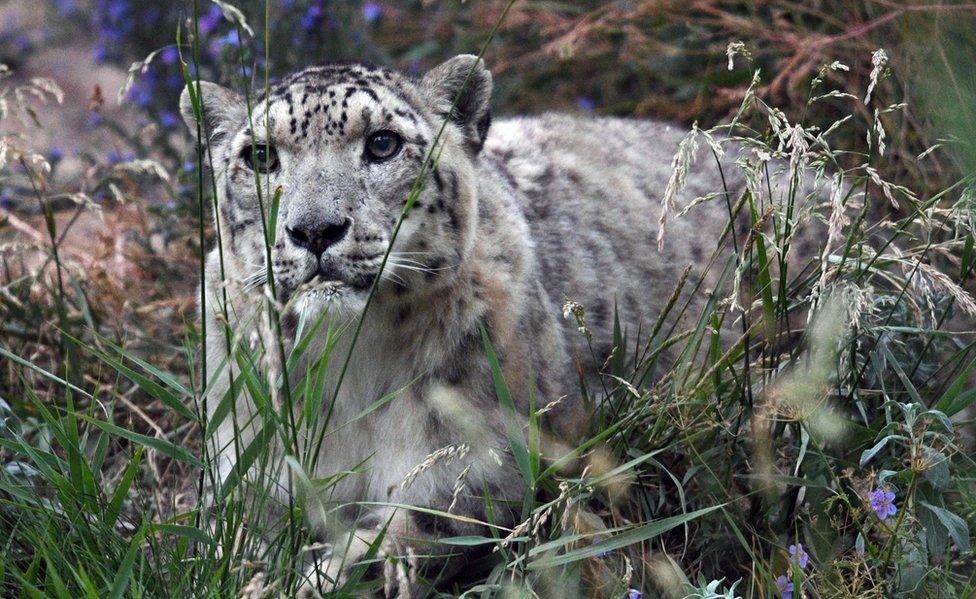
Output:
(297, 506), (499, 598)
(298, 444), (524, 597)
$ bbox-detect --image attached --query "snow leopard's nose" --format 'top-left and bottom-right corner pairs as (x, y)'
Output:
(286, 217), (351, 257)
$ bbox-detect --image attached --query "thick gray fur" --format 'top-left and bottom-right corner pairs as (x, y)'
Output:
(179, 55), (823, 596)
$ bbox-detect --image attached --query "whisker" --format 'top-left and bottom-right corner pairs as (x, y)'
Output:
(387, 257), (432, 268)
(380, 270), (407, 287)
(387, 259), (456, 273)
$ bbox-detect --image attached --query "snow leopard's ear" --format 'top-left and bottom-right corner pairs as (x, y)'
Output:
(179, 81), (246, 147)
(421, 54), (493, 153)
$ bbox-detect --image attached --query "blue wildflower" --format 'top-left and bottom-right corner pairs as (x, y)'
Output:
(198, 5), (222, 34)
(363, 2), (381, 23)
(627, 590), (641, 599)
(15, 35), (31, 52)
(0, 195), (14, 210)
(93, 45), (110, 63)
(218, 29), (241, 49)
(54, 0), (78, 15)
(161, 47), (179, 65)
(160, 112), (179, 129)
(49, 147), (63, 161)
(301, 5), (322, 31)
(868, 488), (897, 521)
(577, 97), (596, 111)
(107, 0), (127, 23)
(788, 543), (808, 569)
(127, 84), (153, 108)
(775, 575), (793, 599)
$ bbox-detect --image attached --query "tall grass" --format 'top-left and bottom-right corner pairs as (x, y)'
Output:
(1, 2), (975, 598)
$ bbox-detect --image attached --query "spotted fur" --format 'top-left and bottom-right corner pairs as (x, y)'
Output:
(180, 55), (814, 596)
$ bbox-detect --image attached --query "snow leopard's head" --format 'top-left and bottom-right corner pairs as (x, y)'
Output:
(179, 55), (491, 315)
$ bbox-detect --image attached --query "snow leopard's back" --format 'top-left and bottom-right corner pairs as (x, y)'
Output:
(483, 114), (746, 362)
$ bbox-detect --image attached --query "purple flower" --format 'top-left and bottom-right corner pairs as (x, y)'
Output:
(93, 44), (110, 63)
(788, 543), (808, 569)
(577, 96), (596, 111)
(301, 5), (322, 31)
(161, 47), (179, 65)
(218, 29), (241, 49)
(15, 35), (31, 52)
(107, 0), (127, 22)
(54, 0), (78, 15)
(0, 195), (14, 210)
(183, 161), (196, 172)
(160, 112), (179, 129)
(775, 575), (794, 599)
(198, 5), (223, 34)
(868, 488), (897, 521)
(49, 147), (63, 161)
(127, 84), (153, 109)
(87, 112), (103, 128)
(107, 151), (135, 165)
(627, 590), (641, 599)
(362, 2), (381, 23)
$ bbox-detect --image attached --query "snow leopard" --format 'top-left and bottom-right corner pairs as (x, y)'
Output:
(179, 55), (802, 596)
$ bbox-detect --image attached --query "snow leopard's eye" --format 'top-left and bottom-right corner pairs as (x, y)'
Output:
(242, 144), (279, 174)
(364, 131), (402, 162)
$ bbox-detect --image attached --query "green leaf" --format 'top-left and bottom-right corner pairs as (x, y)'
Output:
(66, 334), (196, 421)
(480, 324), (533, 485)
(918, 502), (948, 557)
(105, 446), (144, 528)
(108, 521), (149, 599)
(78, 415), (202, 468)
(934, 357), (976, 417)
(436, 535), (501, 546)
(0, 345), (91, 399)
(153, 523), (214, 547)
(266, 185), (283, 246)
(859, 434), (907, 467)
(95, 334), (192, 397)
(527, 505), (723, 569)
(219, 420), (275, 500)
(920, 502), (970, 552)
(960, 233), (973, 281)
